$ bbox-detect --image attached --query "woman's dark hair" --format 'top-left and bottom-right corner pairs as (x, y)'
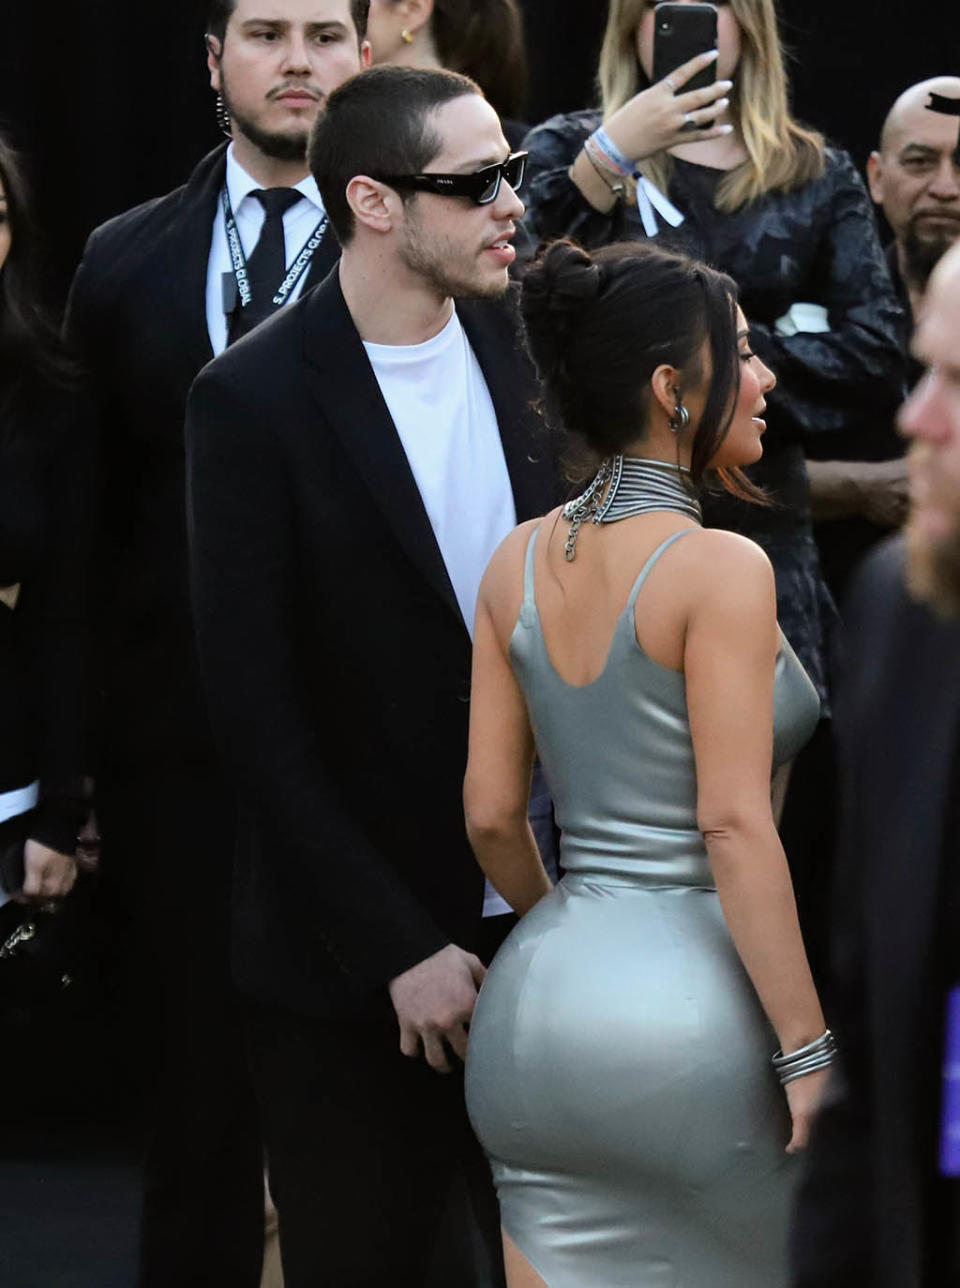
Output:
(426, 0), (528, 122)
(0, 133), (75, 391)
(520, 239), (764, 501)
(207, 0), (371, 45)
(309, 64), (479, 244)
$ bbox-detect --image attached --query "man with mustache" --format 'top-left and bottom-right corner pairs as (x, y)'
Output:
(792, 239), (960, 1286)
(65, 3), (369, 1284)
(807, 76), (960, 603)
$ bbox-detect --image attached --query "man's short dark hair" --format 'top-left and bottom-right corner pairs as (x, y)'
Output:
(206, 0), (370, 46)
(308, 64), (481, 245)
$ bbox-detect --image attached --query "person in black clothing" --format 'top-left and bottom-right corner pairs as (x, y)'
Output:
(186, 65), (555, 1286)
(64, 2), (369, 1284)
(519, 0), (906, 710)
(0, 133), (90, 913)
(807, 75), (960, 604)
(791, 239), (960, 1288)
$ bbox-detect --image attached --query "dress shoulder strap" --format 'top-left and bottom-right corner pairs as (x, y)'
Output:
(625, 528), (699, 615)
(518, 522), (542, 630)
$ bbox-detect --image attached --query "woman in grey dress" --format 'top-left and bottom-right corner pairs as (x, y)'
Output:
(463, 240), (833, 1287)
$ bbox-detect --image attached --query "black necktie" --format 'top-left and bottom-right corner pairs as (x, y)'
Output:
(228, 187), (301, 344)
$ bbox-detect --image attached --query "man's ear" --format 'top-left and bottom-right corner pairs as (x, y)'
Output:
(866, 151), (884, 207)
(346, 176), (401, 236)
(206, 35), (223, 92)
(360, 39), (373, 69)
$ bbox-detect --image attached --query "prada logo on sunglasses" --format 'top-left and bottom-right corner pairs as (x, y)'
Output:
(372, 152), (528, 205)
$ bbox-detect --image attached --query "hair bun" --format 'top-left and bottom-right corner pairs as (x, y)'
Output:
(521, 240), (603, 324)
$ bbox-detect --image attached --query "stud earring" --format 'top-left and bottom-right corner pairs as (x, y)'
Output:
(400, 28), (414, 44)
(215, 91), (232, 138)
(669, 401), (690, 434)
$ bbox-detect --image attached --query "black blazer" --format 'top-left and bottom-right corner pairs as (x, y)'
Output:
(792, 537), (960, 1287)
(66, 144), (341, 771)
(186, 269), (557, 1017)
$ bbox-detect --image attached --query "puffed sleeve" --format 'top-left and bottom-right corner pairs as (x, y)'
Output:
(747, 149), (907, 448)
(521, 111), (633, 255)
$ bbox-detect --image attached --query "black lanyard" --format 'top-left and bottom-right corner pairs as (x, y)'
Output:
(220, 185), (329, 315)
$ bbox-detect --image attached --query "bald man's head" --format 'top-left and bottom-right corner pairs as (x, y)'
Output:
(869, 76), (960, 293)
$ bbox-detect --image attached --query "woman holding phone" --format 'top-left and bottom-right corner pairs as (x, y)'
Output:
(519, 0), (905, 715)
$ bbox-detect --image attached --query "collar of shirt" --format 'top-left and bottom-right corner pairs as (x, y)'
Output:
(225, 142), (325, 218)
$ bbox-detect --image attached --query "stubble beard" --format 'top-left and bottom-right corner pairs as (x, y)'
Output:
(906, 511), (960, 618)
(398, 211), (509, 302)
(903, 217), (960, 293)
(221, 77), (313, 164)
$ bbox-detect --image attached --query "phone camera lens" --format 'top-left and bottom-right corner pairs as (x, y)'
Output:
(659, 20), (672, 33)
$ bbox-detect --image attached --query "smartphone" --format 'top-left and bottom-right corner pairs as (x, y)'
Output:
(653, 3), (718, 94)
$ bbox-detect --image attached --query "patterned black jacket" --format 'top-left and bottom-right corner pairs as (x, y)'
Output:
(520, 109), (908, 701)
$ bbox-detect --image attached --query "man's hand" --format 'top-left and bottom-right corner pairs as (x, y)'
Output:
(388, 944), (487, 1074)
(18, 840), (77, 903)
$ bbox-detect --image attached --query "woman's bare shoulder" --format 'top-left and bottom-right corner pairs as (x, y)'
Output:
(478, 511), (563, 635)
(678, 529), (777, 629)
(481, 511), (563, 590)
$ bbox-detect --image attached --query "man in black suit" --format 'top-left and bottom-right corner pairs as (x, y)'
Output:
(792, 242), (960, 1285)
(65, 3), (369, 1283)
(186, 65), (554, 1286)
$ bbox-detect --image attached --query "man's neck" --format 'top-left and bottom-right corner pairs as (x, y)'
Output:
(339, 248), (454, 345)
(230, 132), (309, 190)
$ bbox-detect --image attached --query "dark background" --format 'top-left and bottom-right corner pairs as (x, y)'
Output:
(0, 0), (955, 308)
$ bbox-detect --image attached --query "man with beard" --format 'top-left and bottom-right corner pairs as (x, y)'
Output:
(806, 76), (960, 604)
(791, 240), (960, 1287)
(65, 3), (369, 1284)
(186, 65), (555, 1285)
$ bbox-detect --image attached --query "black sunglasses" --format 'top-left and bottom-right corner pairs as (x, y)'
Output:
(373, 151), (527, 206)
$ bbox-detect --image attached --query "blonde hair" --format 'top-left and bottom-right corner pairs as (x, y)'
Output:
(597, 0), (825, 210)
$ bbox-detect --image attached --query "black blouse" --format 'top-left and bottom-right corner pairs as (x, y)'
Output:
(520, 109), (908, 702)
(0, 369), (93, 853)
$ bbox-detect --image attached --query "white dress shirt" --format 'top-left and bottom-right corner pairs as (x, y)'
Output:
(205, 145), (327, 356)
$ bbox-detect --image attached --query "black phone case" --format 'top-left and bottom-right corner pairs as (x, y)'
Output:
(653, 3), (718, 93)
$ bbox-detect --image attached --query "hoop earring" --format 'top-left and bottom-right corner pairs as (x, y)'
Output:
(669, 401), (690, 434)
(215, 91), (232, 138)
(400, 28), (415, 44)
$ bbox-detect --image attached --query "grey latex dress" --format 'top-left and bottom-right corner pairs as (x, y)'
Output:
(465, 527), (821, 1287)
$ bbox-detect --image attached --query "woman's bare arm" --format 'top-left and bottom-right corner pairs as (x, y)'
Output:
(684, 532), (827, 1148)
(464, 529), (553, 917)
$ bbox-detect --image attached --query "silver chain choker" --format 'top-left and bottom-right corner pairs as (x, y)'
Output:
(561, 456), (702, 561)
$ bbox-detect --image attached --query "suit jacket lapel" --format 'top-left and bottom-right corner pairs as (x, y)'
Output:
(164, 144), (227, 372)
(302, 272), (464, 626)
(459, 292), (557, 522)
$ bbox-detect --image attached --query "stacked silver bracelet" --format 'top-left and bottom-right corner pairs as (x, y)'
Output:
(771, 1030), (838, 1086)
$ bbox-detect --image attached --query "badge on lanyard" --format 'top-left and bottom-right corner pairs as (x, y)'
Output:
(939, 984), (960, 1177)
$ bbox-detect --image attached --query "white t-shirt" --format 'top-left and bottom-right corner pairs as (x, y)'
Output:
(365, 309), (518, 918)
(363, 310), (516, 639)
(205, 145), (327, 356)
